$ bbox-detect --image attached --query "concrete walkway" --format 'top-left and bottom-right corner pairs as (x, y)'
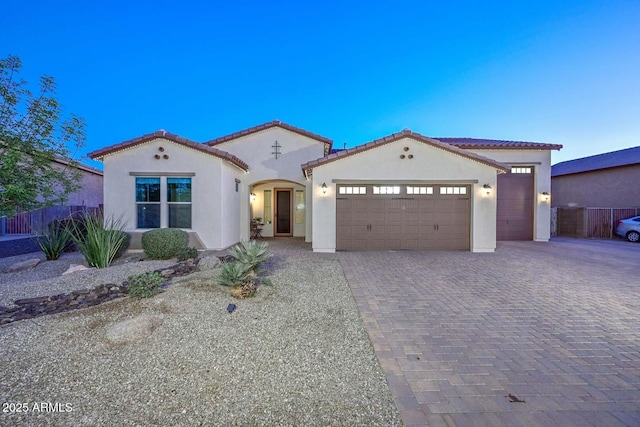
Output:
(338, 238), (640, 426)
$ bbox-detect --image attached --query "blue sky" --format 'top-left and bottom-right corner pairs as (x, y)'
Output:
(2, 0), (638, 168)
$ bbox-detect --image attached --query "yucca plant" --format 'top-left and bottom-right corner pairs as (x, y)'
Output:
(70, 213), (129, 268)
(35, 223), (71, 260)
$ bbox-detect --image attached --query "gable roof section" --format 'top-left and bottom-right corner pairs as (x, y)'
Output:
(205, 120), (333, 155)
(54, 157), (103, 176)
(436, 137), (563, 150)
(552, 145), (640, 177)
(87, 130), (249, 171)
(301, 129), (511, 178)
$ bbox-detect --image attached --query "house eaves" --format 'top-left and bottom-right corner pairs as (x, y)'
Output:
(88, 130), (249, 172)
(437, 137), (563, 151)
(301, 129), (511, 178)
(205, 120), (334, 155)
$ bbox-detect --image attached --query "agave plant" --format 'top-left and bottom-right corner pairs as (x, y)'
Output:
(228, 240), (272, 271)
(216, 261), (253, 288)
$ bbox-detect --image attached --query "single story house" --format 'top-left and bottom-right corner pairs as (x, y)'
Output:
(88, 120), (562, 252)
(551, 146), (640, 208)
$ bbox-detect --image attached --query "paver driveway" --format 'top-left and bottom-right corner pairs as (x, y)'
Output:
(338, 238), (640, 427)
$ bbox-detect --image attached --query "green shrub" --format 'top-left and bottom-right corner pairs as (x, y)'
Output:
(127, 271), (164, 298)
(142, 229), (188, 259)
(70, 213), (129, 268)
(177, 246), (198, 261)
(36, 223), (72, 260)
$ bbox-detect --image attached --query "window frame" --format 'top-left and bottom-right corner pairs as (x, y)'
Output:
(135, 176), (193, 230)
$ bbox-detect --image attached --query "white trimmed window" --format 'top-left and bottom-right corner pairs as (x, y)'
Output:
(338, 186), (367, 195)
(440, 186), (467, 195)
(373, 186), (400, 194)
(407, 186), (434, 195)
(135, 177), (192, 229)
(511, 167), (532, 174)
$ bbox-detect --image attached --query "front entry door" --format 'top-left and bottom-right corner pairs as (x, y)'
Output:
(274, 189), (293, 236)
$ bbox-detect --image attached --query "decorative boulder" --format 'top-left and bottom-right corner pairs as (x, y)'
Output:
(198, 255), (221, 271)
(6, 258), (41, 273)
(62, 264), (91, 275)
(104, 315), (164, 345)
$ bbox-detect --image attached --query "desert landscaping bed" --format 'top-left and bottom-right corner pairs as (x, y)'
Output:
(0, 250), (401, 426)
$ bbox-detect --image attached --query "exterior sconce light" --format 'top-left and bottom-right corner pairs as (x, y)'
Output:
(482, 183), (492, 195)
(321, 183), (328, 194)
(542, 191), (550, 202)
(250, 192), (256, 202)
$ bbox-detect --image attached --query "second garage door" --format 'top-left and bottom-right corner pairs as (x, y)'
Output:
(497, 167), (534, 240)
(336, 184), (470, 251)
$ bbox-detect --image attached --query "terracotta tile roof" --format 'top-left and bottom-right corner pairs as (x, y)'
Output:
(301, 129), (511, 177)
(436, 137), (563, 150)
(87, 130), (249, 171)
(205, 120), (333, 155)
(552, 145), (640, 177)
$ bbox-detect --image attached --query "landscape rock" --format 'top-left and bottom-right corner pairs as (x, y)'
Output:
(198, 255), (221, 271)
(105, 315), (164, 345)
(62, 264), (91, 275)
(6, 258), (41, 273)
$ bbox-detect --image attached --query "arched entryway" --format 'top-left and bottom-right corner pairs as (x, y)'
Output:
(250, 180), (307, 238)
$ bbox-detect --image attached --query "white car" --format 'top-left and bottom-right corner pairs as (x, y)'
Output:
(615, 216), (640, 242)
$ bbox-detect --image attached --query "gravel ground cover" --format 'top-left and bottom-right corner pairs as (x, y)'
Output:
(0, 247), (401, 426)
(0, 252), (176, 307)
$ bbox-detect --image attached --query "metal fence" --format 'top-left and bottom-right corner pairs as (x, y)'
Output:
(555, 207), (640, 239)
(0, 205), (101, 235)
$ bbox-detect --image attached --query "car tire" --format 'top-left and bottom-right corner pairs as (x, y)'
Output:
(627, 231), (640, 243)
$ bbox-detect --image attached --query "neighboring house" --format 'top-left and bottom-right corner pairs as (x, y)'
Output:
(551, 146), (640, 208)
(52, 157), (104, 209)
(88, 120), (561, 253)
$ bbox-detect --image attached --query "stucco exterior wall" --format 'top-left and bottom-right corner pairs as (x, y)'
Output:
(65, 169), (103, 208)
(214, 127), (325, 240)
(102, 138), (244, 249)
(310, 137), (500, 253)
(551, 165), (640, 208)
(466, 149), (553, 242)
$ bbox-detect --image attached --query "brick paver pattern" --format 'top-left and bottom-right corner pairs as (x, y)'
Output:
(338, 239), (640, 427)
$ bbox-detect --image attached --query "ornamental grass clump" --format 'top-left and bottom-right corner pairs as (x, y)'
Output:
(127, 271), (164, 298)
(142, 228), (188, 259)
(70, 213), (129, 268)
(35, 221), (72, 260)
(216, 240), (273, 298)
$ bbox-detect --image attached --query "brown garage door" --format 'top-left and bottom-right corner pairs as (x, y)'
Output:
(497, 167), (534, 240)
(336, 184), (470, 251)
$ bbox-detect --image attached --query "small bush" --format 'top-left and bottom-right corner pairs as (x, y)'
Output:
(142, 229), (188, 259)
(177, 246), (198, 261)
(36, 224), (72, 260)
(70, 214), (129, 268)
(127, 271), (164, 298)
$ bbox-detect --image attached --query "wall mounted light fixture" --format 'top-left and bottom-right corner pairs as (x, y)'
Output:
(542, 191), (550, 202)
(321, 182), (328, 194)
(250, 192), (256, 202)
(483, 183), (492, 195)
